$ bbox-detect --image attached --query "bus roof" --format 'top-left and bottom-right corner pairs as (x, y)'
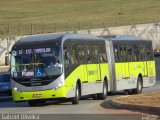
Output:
(12, 33), (99, 49)
(98, 35), (150, 41)
(112, 35), (144, 40)
(14, 34), (64, 45)
(98, 35), (152, 45)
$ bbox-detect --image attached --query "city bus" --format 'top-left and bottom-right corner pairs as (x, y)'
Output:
(10, 34), (156, 106)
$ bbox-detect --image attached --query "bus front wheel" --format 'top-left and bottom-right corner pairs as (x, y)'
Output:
(71, 84), (80, 104)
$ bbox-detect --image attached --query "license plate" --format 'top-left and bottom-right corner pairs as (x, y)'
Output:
(32, 94), (42, 98)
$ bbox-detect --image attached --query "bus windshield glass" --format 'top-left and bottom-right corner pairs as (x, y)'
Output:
(11, 46), (62, 78)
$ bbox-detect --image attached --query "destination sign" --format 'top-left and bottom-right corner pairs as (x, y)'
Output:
(12, 48), (51, 56)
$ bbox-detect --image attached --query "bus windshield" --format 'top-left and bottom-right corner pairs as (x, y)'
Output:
(11, 46), (62, 78)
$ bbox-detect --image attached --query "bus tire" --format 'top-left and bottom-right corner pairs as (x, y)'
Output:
(97, 80), (107, 100)
(71, 83), (80, 104)
(132, 77), (143, 94)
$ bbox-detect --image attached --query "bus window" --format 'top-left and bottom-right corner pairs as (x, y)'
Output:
(119, 45), (127, 62)
(145, 44), (153, 61)
(70, 44), (78, 65)
(78, 45), (85, 64)
(64, 45), (71, 71)
(126, 45), (137, 62)
(133, 44), (138, 61)
(86, 45), (91, 63)
(114, 45), (120, 62)
(138, 45), (145, 61)
(90, 45), (98, 63)
(99, 44), (107, 63)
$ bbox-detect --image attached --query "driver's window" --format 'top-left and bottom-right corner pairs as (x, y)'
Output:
(64, 44), (71, 72)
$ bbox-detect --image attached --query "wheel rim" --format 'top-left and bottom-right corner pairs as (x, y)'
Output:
(103, 83), (107, 96)
(138, 80), (142, 92)
(76, 87), (79, 99)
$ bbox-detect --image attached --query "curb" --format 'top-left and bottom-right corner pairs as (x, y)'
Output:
(0, 96), (12, 102)
(111, 98), (160, 115)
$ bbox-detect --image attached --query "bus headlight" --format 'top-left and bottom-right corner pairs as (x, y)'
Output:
(14, 87), (17, 91)
(14, 87), (22, 92)
(53, 80), (64, 90)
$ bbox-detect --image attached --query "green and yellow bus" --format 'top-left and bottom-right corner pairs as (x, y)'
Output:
(10, 34), (156, 106)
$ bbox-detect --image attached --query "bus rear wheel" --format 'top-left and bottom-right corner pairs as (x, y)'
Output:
(130, 77), (143, 94)
(97, 80), (107, 100)
(71, 84), (80, 104)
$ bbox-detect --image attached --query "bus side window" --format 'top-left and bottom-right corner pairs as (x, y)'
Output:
(114, 45), (119, 62)
(78, 45), (85, 63)
(127, 45), (137, 62)
(133, 44), (138, 61)
(64, 45), (71, 71)
(145, 44), (153, 61)
(90, 45), (98, 63)
(119, 45), (127, 62)
(99, 44), (107, 63)
(138, 45), (145, 61)
(70, 44), (78, 65)
(86, 45), (91, 63)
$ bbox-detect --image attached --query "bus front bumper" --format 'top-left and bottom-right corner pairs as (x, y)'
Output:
(12, 88), (66, 102)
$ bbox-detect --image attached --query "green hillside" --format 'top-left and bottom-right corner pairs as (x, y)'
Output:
(0, 0), (160, 36)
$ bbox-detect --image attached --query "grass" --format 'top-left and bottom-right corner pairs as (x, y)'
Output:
(0, 0), (160, 36)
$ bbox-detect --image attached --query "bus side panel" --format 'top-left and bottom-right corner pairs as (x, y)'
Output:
(115, 63), (125, 80)
(129, 62), (145, 78)
(87, 64), (99, 82)
(124, 63), (130, 78)
(116, 62), (146, 91)
(85, 64), (103, 95)
(128, 62), (145, 88)
(143, 61), (148, 77)
(146, 61), (156, 86)
(65, 64), (103, 97)
(115, 62), (133, 90)
(147, 61), (156, 77)
(100, 63), (110, 91)
(65, 65), (84, 98)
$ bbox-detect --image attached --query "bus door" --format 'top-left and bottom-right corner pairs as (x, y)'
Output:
(128, 45), (147, 79)
(86, 45), (100, 94)
(77, 45), (88, 83)
(139, 45), (147, 77)
(145, 44), (155, 77)
(127, 44), (146, 80)
(86, 45), (100, 82)
(116, 45), (129, 80)
(126, 45), (137, 79)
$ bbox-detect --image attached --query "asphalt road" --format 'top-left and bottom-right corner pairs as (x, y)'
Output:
(0, 84), (159, 120)
(0, 83), (159, 114)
